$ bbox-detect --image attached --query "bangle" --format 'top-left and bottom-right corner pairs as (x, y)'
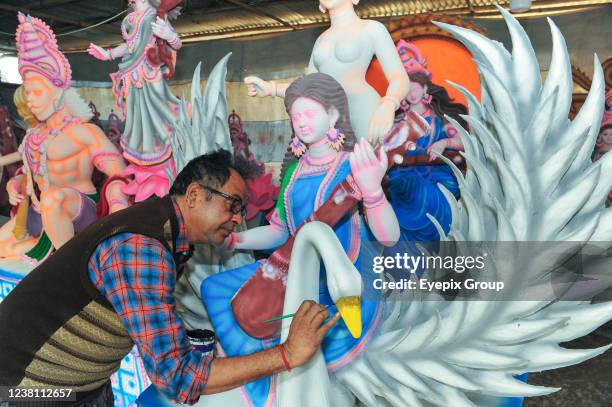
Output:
(363, 189), (386, 209)
(108, 48), (114, 61)
(110, 197), (128, 207)
(271, 81), (277, 97)
(168, 32), (180, 48)
(278, 344), (292, 372)
(382, 95), (400, 110)
(223, 232), (237, 250)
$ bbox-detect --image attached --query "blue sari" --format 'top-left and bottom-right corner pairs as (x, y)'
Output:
(387, 113), (459, 243)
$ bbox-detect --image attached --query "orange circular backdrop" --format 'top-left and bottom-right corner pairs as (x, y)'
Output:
(366, 36), (481, 108)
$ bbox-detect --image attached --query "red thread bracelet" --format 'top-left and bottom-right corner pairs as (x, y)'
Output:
(278, 344), (292, 372)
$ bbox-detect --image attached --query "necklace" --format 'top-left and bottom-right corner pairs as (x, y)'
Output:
(21, 115), (82, 191)
(301, 152), (337, 167)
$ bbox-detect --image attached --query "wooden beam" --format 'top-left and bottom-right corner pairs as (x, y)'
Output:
(0, 3), (117, 34)
(220, 0), (296, 29)
(465, 0), (475, 13)
(30, 0), (85, 9)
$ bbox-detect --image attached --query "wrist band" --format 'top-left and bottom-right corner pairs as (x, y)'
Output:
(223, 232), (237, 250)
(363, 189), (386, 209)
(168, 32), (180, 48)
(278, 344), (292, 372)
(110, 197), (128, 207)
(382, 95), (400, 110)
(271, 81), (277, 97)
(108, 48), (114, 61)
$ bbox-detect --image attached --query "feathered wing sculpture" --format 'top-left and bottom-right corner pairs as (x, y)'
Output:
(170, 52), (234, 177)
(170, 53), (254, 332)
(331, 7), (612, 406)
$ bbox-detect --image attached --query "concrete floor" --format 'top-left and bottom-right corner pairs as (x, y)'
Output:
(524, 322), (612, 407)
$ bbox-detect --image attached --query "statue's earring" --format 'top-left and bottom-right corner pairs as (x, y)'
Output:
(324, 128), (345, 151)
(422, 94), (433, 105)
(52, 92), (64, 113)
(290, 136), (307, 157)
(319, 4), (327, 13)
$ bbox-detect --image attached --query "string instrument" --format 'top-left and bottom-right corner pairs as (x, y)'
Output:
(231, 111), (430, 339)
(12, 175), (29, 240)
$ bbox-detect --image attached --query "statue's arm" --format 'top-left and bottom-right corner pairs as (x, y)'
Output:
(369, 21), (410, 108)
(73, 124), (128, 211)
(109, 43), (129, 60)
(233, 212), (289, 250)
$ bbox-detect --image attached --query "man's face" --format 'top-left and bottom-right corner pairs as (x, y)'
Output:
(189, 169), (247, 245)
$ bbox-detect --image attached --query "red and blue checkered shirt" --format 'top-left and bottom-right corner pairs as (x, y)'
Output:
(88, 199), (211, 405)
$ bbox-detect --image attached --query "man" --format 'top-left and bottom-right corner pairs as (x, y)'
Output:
(0, 149), (340, 406)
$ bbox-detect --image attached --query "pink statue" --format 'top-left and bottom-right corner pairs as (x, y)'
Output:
(87, 0), (182, 201)
(0, 13), (128, 261)
(593, 89), (611, 206)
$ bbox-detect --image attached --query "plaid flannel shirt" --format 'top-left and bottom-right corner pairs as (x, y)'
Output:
(88, 199), (211, 405)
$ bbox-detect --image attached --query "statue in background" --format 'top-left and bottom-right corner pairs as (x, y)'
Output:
(593, 88), (611, 206)
(88, 0), (182, 201)
(245, 0), (410, 144)
(387, 40), (468, 244)
(0, 13), (128, 261)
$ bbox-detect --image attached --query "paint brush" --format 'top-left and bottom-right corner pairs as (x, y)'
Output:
(264, 304), (332, 323)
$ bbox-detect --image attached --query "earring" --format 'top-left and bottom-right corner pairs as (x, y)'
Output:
(319, 4), (327, 13)
(290, 136), (307, 157)
(52, 92), (64, 113)
(324, 128), (345, 151)
(422, 94), (433, 105)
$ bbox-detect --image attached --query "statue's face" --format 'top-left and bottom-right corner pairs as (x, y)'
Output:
(23, 73), (62, 121)
(290, 97), (337, 146)
(406, 81), (428, 105)
(600, 128), (612, 145)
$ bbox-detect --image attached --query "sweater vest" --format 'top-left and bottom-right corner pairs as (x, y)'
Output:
(0, 196), (188, 404)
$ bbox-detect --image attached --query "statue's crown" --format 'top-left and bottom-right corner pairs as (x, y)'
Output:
(16, 12), (71, 89)
(396, 39), (431, 79)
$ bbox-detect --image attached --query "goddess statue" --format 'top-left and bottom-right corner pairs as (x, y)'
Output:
(88, 0), (182, 201)
(388, 40), (468, 243)
(0, 13), (128, 261)
(202, 73), (401, 407)
(244, 0), (410, 144)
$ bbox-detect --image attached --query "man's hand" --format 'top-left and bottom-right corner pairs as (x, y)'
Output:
(282, 300), (341, 367)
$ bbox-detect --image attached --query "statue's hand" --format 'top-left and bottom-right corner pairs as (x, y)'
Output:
(151, 16), (176, 42)
(283, 301), (340, 367)
(244, 76), (273, 98)
(87, 43), (109, 61)
(427, 139), (448, 162)
(7, 178), (25, 206)
(368, 99), (397, 144)
(350, 138), (388, 199)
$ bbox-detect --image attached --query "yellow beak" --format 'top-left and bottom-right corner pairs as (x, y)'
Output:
(336, 296), (362, 338)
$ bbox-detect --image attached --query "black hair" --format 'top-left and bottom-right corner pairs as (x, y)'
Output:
(408, 72), (468, 129)
(170, 149), (238, 196)
(280, 72), (356, 180)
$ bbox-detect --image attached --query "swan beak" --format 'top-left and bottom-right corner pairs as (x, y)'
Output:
(336, 296), (362, 338)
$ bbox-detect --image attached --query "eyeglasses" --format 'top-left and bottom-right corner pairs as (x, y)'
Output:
(197, 183), (247, 218)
